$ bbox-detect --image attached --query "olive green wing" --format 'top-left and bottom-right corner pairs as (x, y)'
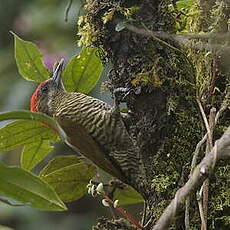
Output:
(55, 115), (127, 183)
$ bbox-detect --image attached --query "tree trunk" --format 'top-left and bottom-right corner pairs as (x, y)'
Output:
(78, 0), (230, 229)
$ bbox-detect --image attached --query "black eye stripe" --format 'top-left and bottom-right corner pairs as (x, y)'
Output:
(40, 85), (48, 93)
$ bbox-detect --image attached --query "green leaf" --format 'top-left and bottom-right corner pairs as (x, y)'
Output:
(40, 155), (81, 176)
(21, 140), (54, 171)
(0, 225), (14, 230)
(11, 31), (50, 82)
(63, 48), (103, 94)
(0, 163), (67, 211)
(0, 110), (66, 141)
(114, 187), (144, 206)
(40, 156), (96, 202)
(0, 120), (58, 152)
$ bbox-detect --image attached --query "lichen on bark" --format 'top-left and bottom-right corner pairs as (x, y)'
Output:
(77, 0), (230, 229)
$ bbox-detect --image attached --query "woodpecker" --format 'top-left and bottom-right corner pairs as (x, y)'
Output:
(30, 59), (144, 193)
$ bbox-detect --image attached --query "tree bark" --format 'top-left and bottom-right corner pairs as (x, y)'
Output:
(78, 0), (230, 229)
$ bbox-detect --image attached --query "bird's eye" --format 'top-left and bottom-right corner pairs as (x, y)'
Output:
(40, 85), (48, 93)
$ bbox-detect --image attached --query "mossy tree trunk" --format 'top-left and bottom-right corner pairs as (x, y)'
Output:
(78, 0), (230, 229)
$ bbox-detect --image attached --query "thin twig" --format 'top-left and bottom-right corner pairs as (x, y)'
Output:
(185, 100), (211, 229)
(185, 132), (207, 229)
(196, 99), (212, 147)
(186, 101), (224, 228)
(64, 0), (73, 22)
(202, 108), (216, 230)
(190, 88), (230, 170)
(125, 23), (230, 52)
(215, 87), (230, 123)
(126, 24), (230, 40)
(196, 103), (215, 230)
(197, 187), (206, 230)
(185, 94), (229, 228)
(185, 89), (230, 212)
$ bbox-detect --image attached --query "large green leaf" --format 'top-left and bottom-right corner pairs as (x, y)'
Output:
(11, 32), (50, 82)
(0, 225), (14, 230)
(0, 111), (65, 171)
(40, 156), (96, 202)
(0, 120), (58, 152)
(0, 163), (66, 211)
(114, 187), (144, 206)
(40, 155), (81, 175)
(21, 140), (54, 171)
(0, 110), (66, 141)
(63, 48), (103, 94)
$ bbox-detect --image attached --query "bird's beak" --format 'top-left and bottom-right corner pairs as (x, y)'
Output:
(52, 58), (65, 87)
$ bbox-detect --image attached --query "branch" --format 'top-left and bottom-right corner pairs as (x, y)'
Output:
(125, 24), (230, 52)
(188, 88), (230, 173)
(184, 86), (229, 229)
(201, 108), (215, 230)
(197, 186), (206, 230)
(152, 126), (230, 230)
(196, 99), (212, 147)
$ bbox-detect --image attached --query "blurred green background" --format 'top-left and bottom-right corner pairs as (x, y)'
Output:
(0, 0), (141, 229)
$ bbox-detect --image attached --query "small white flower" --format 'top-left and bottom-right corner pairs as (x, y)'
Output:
(91, 185), (96, 197)
(102, 199), (110, 207)
(86, 179), (93, 188)
(113, 200), (119, 208)
(96, 183), (104, 194)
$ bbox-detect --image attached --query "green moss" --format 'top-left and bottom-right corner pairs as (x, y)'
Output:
(208, 165), (230, 228)
(151, 174), (175, 193)
(77, 1), (230, 229)
(210, 1), (230, 33)
(174, 1), (230, 228)
(77, 15), (98, 47)
(77, 0), (139, 47)
(154, 199), (170, 220)
(131, 64), (165, 88)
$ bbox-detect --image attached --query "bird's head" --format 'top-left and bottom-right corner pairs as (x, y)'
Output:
(30, 59), (65, 115)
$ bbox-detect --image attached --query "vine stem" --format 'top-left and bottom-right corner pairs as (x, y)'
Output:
(104, 195), (143, 229)
(201, 108), (215, 230)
